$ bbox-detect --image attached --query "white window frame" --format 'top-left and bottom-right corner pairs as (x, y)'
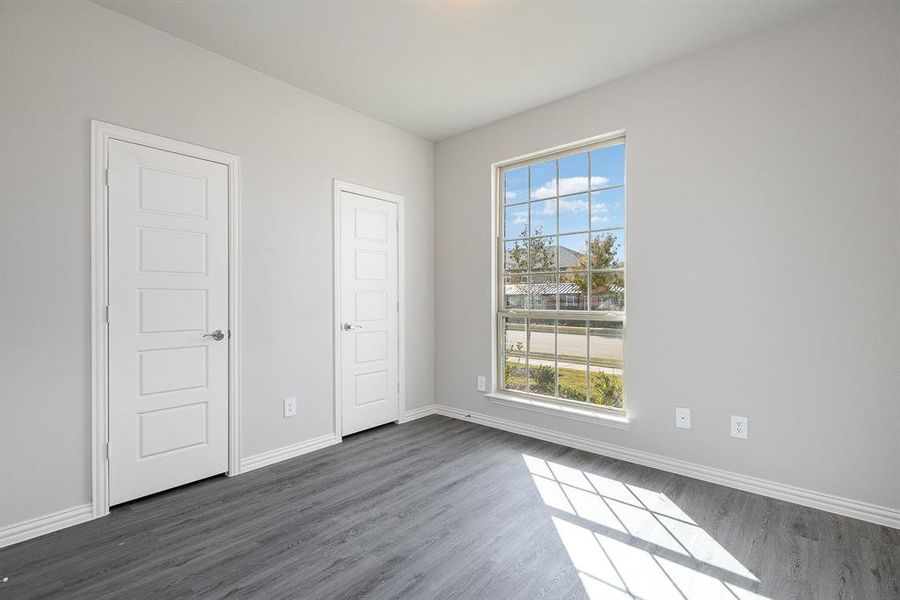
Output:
(490, 132), (628, 424)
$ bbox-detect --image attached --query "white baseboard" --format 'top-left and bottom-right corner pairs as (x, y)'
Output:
(398, 404), (438, 423)
(3, 407), (894, 553)
(239, 433), (340, 473)
(431, 403), (900, 529)
(0, 504), (94, 549)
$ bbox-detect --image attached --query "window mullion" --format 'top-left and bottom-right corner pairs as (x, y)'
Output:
(586, 319), (591, 405)
(525, 317), (531, 394)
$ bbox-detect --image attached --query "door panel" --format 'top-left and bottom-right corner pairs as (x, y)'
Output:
(340, 191), (399, 435)
(108, 139), (228, 505)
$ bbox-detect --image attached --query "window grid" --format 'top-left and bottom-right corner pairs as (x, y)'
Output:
(499, 136), (625, 411)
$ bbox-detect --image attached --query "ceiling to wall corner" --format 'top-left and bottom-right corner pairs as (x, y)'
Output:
(94, 0), (839, 140)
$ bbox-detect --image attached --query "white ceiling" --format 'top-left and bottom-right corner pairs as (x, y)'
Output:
(94, 0), (837, 140)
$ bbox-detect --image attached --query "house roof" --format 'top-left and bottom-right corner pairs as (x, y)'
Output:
(505, 282), (582, 295)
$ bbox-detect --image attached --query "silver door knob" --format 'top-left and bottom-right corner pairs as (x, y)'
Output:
(203, 329), (225, 341)
(343, 322), (362, 331)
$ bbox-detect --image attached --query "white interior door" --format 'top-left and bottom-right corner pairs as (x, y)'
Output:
(339, 190), (399, 435)
(107, 139), (229, 505)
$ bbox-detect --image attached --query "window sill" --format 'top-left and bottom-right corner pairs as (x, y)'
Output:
(484, 392), (631, 430)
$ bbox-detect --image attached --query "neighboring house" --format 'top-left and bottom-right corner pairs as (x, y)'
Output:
(505, 280), (584, 309)
(504, 246), (622, 310)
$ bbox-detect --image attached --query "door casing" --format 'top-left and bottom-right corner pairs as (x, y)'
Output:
(332, 180), (406, 438)
(90, 120), (242, 518)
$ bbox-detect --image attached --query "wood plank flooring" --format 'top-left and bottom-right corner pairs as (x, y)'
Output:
(0, 415), (896, 599)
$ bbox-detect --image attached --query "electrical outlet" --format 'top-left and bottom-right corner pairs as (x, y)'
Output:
(675, 407), (691, 429)
(283, 396), (297, 418)
(476, 375), (487, 392)
(730, 415), (748, 439)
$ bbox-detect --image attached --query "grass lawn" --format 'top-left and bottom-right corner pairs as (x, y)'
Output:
(504, 357), (623, 408)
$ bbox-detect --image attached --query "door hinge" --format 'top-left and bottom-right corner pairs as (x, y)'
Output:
(396, 300), (400, 314)
(105, 305), (111, 323)
(105, 442), (112, 461)
(105, 168), (110, 188)
(397, 382), (400, 393)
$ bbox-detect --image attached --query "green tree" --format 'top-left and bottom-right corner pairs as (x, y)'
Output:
(590, 370), (623, 407)
(506, 225), (555, 272)
(529, 364), (556, 395)
(569, 233), (624, 310)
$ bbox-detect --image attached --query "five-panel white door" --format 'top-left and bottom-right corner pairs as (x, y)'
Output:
(339, 190), (399, 435)
(107, 139), (229, 505)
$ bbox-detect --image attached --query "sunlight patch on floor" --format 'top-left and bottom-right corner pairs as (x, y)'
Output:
(524, 454), (771, 600)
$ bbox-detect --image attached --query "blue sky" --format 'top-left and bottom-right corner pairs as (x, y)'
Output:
(504, 143), (625, 205)
(503, 144), (625, 249)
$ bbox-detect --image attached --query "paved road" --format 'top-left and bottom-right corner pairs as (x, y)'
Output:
(505, 328), (622, 362)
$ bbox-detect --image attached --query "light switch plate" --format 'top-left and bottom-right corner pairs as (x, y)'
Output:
(284, 396), (297, 418)
(675, 407), (691, 429)
(476, 376), (487, 392)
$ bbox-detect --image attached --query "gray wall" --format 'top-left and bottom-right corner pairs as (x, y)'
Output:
(0, 0), (434, 526)
(434, 4), (900, 510)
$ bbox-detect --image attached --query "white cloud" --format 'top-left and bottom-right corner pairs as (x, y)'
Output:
(532, 176), (610, 198)
(561, 176), (609, 195)
(591, 202), (612, 225)
(531, 179), (557, 200)
(505, 207), (528, 228)
(558, 196), (588, 214)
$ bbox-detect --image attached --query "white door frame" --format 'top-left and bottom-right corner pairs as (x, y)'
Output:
(332, 180), (406, 438)
(90, 120), (242, 518)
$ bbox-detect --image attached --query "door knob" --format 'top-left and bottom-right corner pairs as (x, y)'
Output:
(343, 322), (363, 331)
(203, 329), (225, 341)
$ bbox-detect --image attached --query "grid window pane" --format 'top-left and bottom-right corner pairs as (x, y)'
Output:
(504, 274), (527, 309)
(530, 160), (557, 200)
(530, 198), (557, 236)
(504, 167), (528, 205)
(589, 271), (625, 312)
(529, 273), (558, 310)
(589, 321), (623, 368)
(558, 152), (589, 195)
(557, 320), (587, 361)
(559, 232), (588, 271)
(504, 205), (529, 239)
(528, 360), (557, 397)
(591, 187), (625, 230)
(505, 355), (527, 391)
(590, 365), (623, 408)
(558, 272), (588, 310)
(590, 143), (625, 189)
(503, 317), (526, 355)
(528, 318), (556, 359)
(504, 239), (528, 273)
(558, 362), (588, 402)
(529, 236), (557, 272)
(590, 230), (625, 270)
(559, 193), (590, 234)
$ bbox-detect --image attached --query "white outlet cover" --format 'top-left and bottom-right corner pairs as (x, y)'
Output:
(730, 415), (748, 439)
(476, 376), (487, 392)
(675, 407), (691, 429)
(284, 396), (297, 418)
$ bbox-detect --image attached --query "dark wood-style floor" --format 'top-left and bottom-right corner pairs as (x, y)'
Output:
(0, 415), (896, 599)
